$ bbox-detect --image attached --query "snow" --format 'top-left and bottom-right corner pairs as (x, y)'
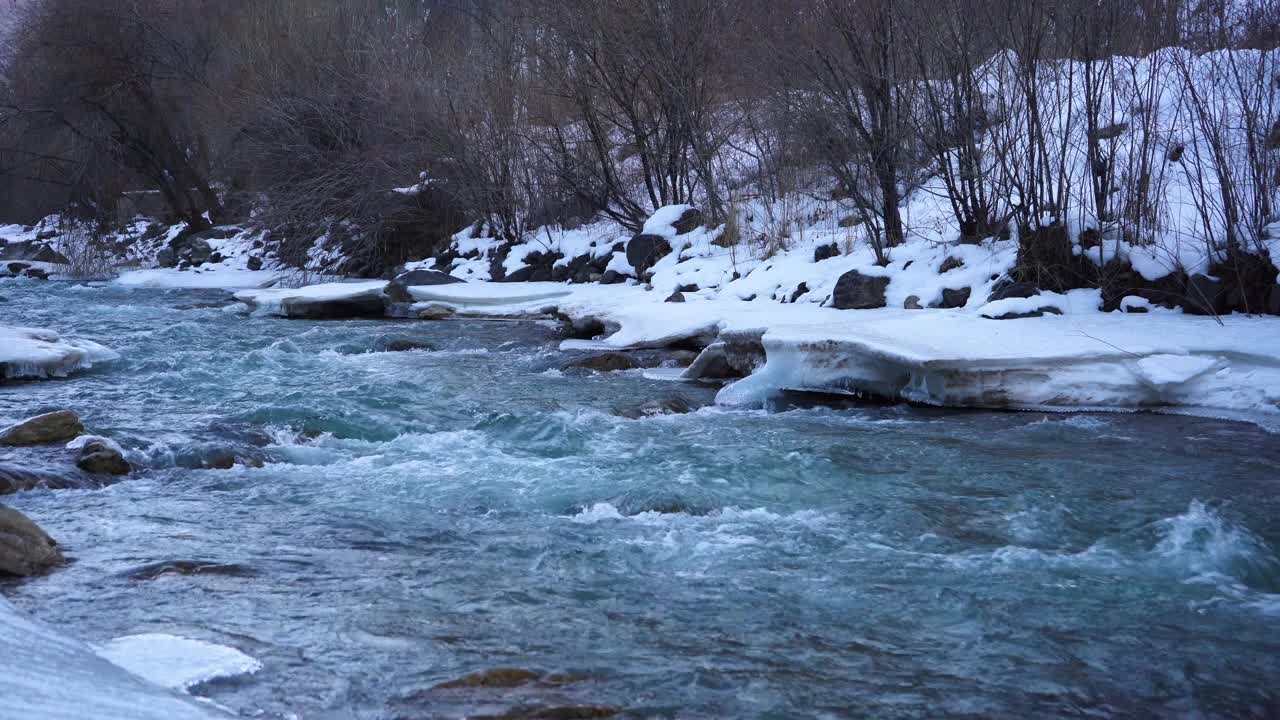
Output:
(401, 280), (1280, 429)
(0, 325), (119, 380)
(115, 267), (279, 290)
(234, 280), (388, 315)
(0, 597), (224, 719)
(641, 204), (695, 238)
(94, 633), (262, 692)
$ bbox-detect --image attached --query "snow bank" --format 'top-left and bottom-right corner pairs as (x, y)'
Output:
(403, 281), (1280, 429)
(115, 268), (279, 290)
(94, 633), (262, 691)
(0, 325), (119, 380)
(0, 597), (225, 719)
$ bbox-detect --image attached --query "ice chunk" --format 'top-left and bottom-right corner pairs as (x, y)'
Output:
(1133, 354), (1221, 390)
(0, 324), (119, 380)
(94, 633), (262, 691)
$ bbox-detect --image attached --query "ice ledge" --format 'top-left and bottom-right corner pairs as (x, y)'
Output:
(0, 325), (119, 381)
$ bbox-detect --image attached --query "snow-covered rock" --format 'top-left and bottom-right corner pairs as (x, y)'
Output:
(234, 280), (389, 319)
(0, 326), (118, 381)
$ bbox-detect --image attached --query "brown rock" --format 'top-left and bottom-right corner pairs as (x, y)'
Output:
(0, 410), (83, 446)
(0, 504), (64, 576)
(74, 438), (131, 475)
(434, 667), (542, 689)
(566, 353), (635, 372)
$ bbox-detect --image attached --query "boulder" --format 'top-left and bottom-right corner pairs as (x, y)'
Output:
(938, 256), (965, 273)
(246, 255), (263, 271)
(664, 292), (685, 303)
(155, 248), (176, 268)
(566, 352), (635, 372)
(0, 504), (63, 576)
(613, 396), (693, 419)
(903, 295), (922, 310)
(24, 267), (49, 280)
(386, 269), (463, 302)
(940, 287), (971, 308)
(670, 207), (704, 235)
(813, 243), (840, 262)
(376, 337), (436, 352)
(831, 270), (889, 309)
(278, 292), (388, 320)
(599, 270), (625, 285)
(416, 303), (456, 320)
(0, 410), (83, 446)
(789, 282), (809, 303)
(1183, 273), (1224, 315)
(625, 234), (671, 275)
(435, 668), (542, 690)
(74, 437), (130, 476)
(987, 281), (1040, 302)
(0, 240), (68, 264)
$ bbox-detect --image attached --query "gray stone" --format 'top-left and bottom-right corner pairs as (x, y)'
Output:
(813, 243), (840, 262)
(0, 410), (83, 446)
(982, 306), (1064, 320)
(567, 352), (635, 372)
(156, 248), (176, 268)
(987, 281), (1040, 302)
(0, 465), (85, 495)
(941, 287), (971, 308)
(626, 234), (671, 275)
(0, 504), (63, 576)
(386, 269), (463, 302)
(903, 295), (922, 310)
(831, 270), (889, 309)
(665, 292), (685, 303)
(246, 255), (263, 271)
(280, 292), (387, 320)
(416, 303), (455, 320)
(671, 207), (704, 235)
(939, 256), (965, 273)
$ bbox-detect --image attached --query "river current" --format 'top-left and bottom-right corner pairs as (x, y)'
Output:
(2, 279), (1279, 718)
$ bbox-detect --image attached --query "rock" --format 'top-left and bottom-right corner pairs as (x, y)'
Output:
(122, 560), (255, 581)
(474, 705), (621, 720)
(566, 353), (635, 372)
(1183, 273), (1224, 315)
(903, 295), (922, 310)
(0, 465), (85, 495)
(385, 269), (463, 302)
(813, 243), (839, 262)
(599, 270), (625, 285)
(939, 256), (965, 273)
(671, 207), (704, 235)
(1089, 123), (1128, 141)
(377, 337), (435, 352)
(0, 410), (84, 446)
(614, 396), (693, 419)
(182, 238), (213, 266)
(246, 255), (263, 271)
(1269, 285), (1280, 316)
(940, 286), (971, 308)
(75, 438), (131, 476)
(416, 303), (456, 320)
(789, 282), (809, 303)
(982, 306), (1064, 320)
(155, 248), (176, 267)
(435, 668), (542, 690)
(665, 291), (685, 303)
(5, 261), (30, 275)
(987, 281), (1040, 302)
(0, 504), (63, 576)
(207, 252), (225, 264)
(24, 267), (50, 280)
(280, 293), (387, 320)
(625, 234), (671, 275)
(831, 270), (889, 309)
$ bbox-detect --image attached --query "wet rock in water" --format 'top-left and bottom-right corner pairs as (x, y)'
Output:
(74, 437), (131, 476)
(0, 504), (64, 576)
(377, 337), (436, 352)
(566, 353), (635, 372)
(613, 396), (694, 419)
(416, 303), (455, 320)
(122, 559), (256, 581)
(434, 667), (542, 689)
(0, 464), (86, 495)
(0, 410), (84, 446)
(831, 270), (889, 309)
(474, 705), (620, 720)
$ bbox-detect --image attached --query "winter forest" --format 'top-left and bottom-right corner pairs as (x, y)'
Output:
(2, 1), (1280, 719)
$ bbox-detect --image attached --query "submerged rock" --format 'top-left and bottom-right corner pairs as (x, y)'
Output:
(566, 353), (635, 372)
(122, 560), (255, 581)
(613, 396), (694, 419)
(377, 337), (436, 352)
(0, 464), (87, 495)
(0, 410), (83, 446)
(434, 667), (542, 689)
(0, 504), (64, 576)
(416, 303), (456, 320)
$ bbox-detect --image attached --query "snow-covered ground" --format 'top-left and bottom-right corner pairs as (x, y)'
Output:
(0, 325), (118, 381)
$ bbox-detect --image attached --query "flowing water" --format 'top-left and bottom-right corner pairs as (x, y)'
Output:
(2, 279), (1280, 719)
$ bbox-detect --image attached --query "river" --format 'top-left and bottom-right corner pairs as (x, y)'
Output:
(3, 280), (1279, 718)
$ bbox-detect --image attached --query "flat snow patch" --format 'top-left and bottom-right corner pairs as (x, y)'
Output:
(95, 633), (262, 691)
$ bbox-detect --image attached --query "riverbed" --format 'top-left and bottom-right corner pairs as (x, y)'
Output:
(3, 279), (1280, 718)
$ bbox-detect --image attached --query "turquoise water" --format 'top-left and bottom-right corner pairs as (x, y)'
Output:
(3, 279), (1280, 718)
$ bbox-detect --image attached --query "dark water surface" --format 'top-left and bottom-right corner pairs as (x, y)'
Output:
(2, 279), (1279, 719)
